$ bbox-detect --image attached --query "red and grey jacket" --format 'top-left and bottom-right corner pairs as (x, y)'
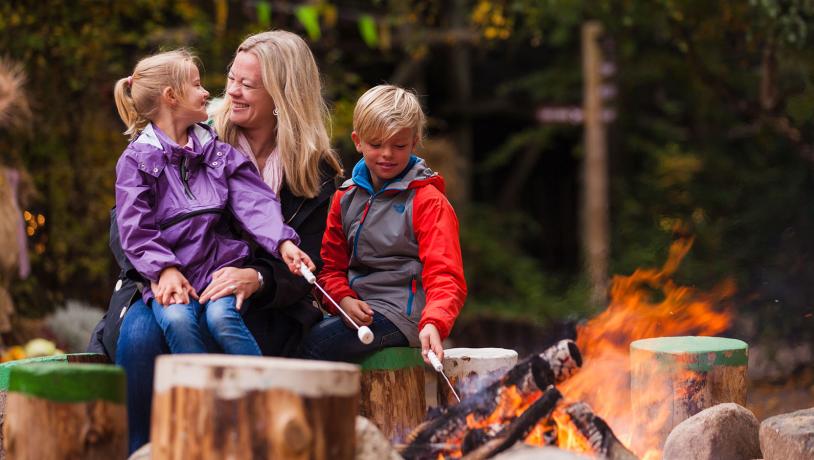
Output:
(318, 156), (467, 345)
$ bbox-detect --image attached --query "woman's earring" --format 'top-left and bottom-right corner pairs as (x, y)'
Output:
(273, 108), (279, 116)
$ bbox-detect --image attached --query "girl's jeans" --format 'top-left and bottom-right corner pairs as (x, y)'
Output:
(297, 311), (409, 363)
(151, 295), (262, 356)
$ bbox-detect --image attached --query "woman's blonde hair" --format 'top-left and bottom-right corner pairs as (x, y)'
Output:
(353, 85), (426, 146)
(212, 30), (342, 199)
(114, 49), (200, 140)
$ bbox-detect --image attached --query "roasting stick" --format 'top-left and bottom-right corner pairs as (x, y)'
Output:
(299, 264), (375, 344)
(428, 350), (461, 403)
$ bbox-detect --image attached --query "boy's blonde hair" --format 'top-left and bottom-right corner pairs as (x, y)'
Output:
(212, 30), (342, 199)
(114, 49), (200, 140)
(353, 85), (426, 145)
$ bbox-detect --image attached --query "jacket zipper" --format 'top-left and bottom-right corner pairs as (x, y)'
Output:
(406, 275), (417, 316)
(352, 195), (375, 259)
(159, 208), (225, 230)
(179, 157), (196, 200)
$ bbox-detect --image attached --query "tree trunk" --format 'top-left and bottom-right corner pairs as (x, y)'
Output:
(151, 355), (359, 460)
(359, 347), (426, 441)
(2, 362), (126, 460)
(437, 347), (518, 407)
(630, 336), (748, 454)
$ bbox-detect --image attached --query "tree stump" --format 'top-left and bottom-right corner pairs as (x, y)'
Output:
(2, 362), (127, 460)
(0, 353), (109, 459)
(359, 347), (425, 441)
(151, 354), (359, 460)
(437, 347), (518, 407)
(630, 336), (748, 454)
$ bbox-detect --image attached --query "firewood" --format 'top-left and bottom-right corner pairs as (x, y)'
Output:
(437, 348), (518, 407)
(460, 387), (562, 460)
(3, 363), (127, 460)
(401, 341), (581, 459)
(150, 355), (359, 460)
(564, 402), (639, 460)
(629, 336), (747, 454)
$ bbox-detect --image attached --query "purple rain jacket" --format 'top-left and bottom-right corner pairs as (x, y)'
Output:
(114, 122), (299, 303)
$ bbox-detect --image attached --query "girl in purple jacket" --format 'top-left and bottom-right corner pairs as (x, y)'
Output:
(112, 49), (314, 356)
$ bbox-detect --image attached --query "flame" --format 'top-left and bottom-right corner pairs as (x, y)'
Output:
(556, 236), (734, 458)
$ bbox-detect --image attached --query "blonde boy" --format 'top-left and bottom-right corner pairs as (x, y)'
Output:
(299, 85), (467, 364)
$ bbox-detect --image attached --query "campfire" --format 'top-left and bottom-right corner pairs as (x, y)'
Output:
(401, 236), (735, 459)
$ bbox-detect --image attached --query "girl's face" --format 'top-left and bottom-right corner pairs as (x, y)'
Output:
(177, 65), (209, 125)
(352, 128), (416, 191)
(226, 51), (277, 130)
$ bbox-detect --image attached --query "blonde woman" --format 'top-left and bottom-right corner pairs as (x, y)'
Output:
(88, 31), (342, 454)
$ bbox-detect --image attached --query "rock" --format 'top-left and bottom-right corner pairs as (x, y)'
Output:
(127, 443), (150, 460)
(759, 407), (814, 460)
(492, 445), (591, 459)
(355, 416), (403, 460)
(663, 403), (761, 460)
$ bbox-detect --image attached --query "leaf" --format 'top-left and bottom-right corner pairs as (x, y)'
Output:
(358, 15), (378, 48)
(295, 5), (321, 41)
(256, 1), (271, 28)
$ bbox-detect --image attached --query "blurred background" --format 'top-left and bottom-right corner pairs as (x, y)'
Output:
(0, 0), (812, 415)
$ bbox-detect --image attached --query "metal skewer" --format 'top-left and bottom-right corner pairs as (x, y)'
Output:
(300, 264), (375, 345)
(427, 350), (461, 403)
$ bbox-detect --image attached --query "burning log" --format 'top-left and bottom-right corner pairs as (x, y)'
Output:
(629, 336), (747, 454)
(563, 402), (639, 460)
(401, 340), (581, 459)
(460, 387), (562, 460)
(437, 348), (518, 407)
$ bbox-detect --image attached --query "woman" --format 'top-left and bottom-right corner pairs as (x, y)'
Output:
(87, 30), (342, 454)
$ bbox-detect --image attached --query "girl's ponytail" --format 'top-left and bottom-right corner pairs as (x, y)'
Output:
(113, 77), (145, 139)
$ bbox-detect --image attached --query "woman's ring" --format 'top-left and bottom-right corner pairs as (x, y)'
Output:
(229, 285), (237, 293)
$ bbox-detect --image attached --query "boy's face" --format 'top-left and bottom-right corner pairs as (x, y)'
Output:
(353, 128), (416, 191)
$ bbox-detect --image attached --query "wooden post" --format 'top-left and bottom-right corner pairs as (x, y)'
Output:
(359, 347), (426, 441)
(151, 355), (359, 460)
(630, 336), (748, 454)
(0, 353), (109, 459)
(582, 20), (610, 307)
(2, 362), (127, 459)
(437, 347), (518, 407)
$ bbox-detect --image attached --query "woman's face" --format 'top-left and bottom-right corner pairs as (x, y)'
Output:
(226, 51), (277, 130)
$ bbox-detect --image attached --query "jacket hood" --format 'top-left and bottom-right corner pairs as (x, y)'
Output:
(344, 155), (445, 195)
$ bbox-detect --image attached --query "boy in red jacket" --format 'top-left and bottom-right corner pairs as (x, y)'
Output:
(299, 85), (467, 364)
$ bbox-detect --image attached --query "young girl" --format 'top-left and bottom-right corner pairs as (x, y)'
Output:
(113, 49), (314, 356)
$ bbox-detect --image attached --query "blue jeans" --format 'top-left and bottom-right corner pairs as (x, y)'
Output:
(151, 296), (261, 356)
(116, 299), (167, 454)
(297, 311), (409, 363)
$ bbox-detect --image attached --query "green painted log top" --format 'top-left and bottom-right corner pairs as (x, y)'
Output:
(359, 347), (424, 371)
(0, 353), (106, 390)
(631, 336), (748, 371)
(7, 363), (125, 404)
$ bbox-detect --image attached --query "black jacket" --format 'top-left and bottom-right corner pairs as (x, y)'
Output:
(87, 161), (338, 359)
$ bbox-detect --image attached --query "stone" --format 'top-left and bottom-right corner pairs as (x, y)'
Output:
(127, 443), (150, 460)
(663, 403), (761, 460)
(492, 445), (591, 459)
(759, 407), (814, 460)
(355, 416), (403, 460)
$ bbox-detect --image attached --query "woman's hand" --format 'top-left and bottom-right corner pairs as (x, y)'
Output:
(198, 267), (261, 311)
(419, 323), (444, 365)
(279, 240), (316, 274)
(339, 296), (373, 328)
(154, 267), (197, 306)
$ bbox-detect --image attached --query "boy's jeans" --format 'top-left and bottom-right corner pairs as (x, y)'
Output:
(151, 295), (262, 356)
(297, 311), (409, 363)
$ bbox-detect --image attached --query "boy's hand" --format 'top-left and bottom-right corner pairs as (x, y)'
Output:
(154, 267), (197, 306)
(339, 296), (373, 328)
(279, 240), (316, 274)
(419, 323), (443, 365)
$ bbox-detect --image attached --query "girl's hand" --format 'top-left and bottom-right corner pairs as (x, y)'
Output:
(155, 267), (197, 306)
(339, 296), (373, 328)
(279, 240), (316, 274)
(199, 267), (261, 311)
(419, 323), (443, 365)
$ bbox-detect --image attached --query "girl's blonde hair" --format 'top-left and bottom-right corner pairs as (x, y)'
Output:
(353, 85), (426, 146)
(212, 30), (342, 199)
(114, 49), (201, 140)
